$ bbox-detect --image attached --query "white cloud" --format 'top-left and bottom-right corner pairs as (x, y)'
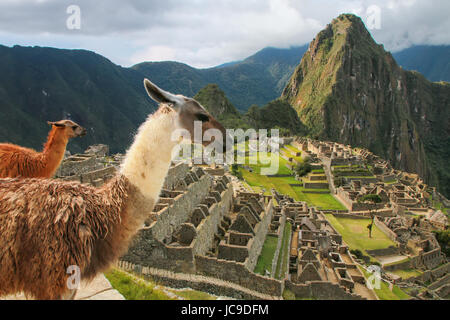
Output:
(0, 0), (448, 67)
(131, 45), (177, 64)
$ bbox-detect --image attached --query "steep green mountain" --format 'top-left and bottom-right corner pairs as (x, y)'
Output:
(245, 100), (305, 136)
(282, 14), (450, 197)
(193, 83), (303, 135)
(193, 84), (249, 129)
(193, 84), (240, 119)
(0, 45), (155, 154)
(133, 45), (308, 112)
(394, 45), (450, 82)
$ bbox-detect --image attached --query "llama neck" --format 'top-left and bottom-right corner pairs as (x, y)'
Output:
(41, 127), (68, 175)
(120, 110), (180, 201)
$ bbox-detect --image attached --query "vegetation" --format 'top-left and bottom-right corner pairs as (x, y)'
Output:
(105, 268), (217, 300)
(390, 269), (423, 279)
(134, 45), (308, 112)
(358, 194), (382, 204)
(359, 267), (410, 300)
(275, 222), (292, 280)
(325, 214), (396, 262)
(105, 269), (175, 300)
(280, 14), (450, 198)
(294, 157), (312, 177)
(433, 230), (450, 257)
(254, 235), (278, 275)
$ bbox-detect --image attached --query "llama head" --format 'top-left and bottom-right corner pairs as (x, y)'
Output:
(47, 120), (87, 139)
(143, 78), (231, 153)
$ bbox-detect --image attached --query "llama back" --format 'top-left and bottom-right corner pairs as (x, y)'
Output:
(0, 144), (44, 178)
(0, 175), (147, 299)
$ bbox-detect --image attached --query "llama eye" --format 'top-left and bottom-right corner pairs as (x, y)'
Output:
(72, 126), (78, 130)
(196, 113), (210, 122)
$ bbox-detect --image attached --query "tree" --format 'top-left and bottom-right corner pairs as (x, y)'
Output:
(294, 157), (312, 177)
(358, 194), (382, 204)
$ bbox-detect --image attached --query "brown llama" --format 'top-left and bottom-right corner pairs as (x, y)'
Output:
(0, 120), (87, 178)
(0, 78), (228, 300)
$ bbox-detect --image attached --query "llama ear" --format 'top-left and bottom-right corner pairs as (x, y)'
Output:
(143, 78), (184, 105)
(47, 121), (65, 128)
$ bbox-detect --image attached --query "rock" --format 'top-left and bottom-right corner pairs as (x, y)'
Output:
(84, 144), (109, 157)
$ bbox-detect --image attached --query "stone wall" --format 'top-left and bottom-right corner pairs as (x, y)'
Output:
(117, 261), (279, 300)
(163, 162), (190, 190)
(428, 274), (450, 291)
(374, 216), (398, 242)
(284, 280), (364, 300)
(192, 183), (233, 256)
(420, 248), (444, 270)
(122, 173), (214, 273)
(384, 258), (412, 272)
(195, 255), (284, 297)
(366, 246), (400, 257)
(271, 214), (286, 277)
(303, 182), (330, 189)
(152, 174), (213, 241)
(245, 200), (274, 271)
(409, 262), (450, 283)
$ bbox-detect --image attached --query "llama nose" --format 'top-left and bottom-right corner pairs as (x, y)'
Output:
(80, 128), (87, 136)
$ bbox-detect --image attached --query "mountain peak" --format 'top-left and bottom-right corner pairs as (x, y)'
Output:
(282, 14), (450, 197)
(193, 84), (239, 118)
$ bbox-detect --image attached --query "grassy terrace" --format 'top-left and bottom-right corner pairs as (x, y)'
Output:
(275, 221), (292, 280)
(254, 235), (278, 275)
(282, 145), (303, 163)
(390, 269), (423, 279)
(105, 269), (217, 300)
(240, 167), (346, 210)
(236, 148), (347, 210)
(324, 214), (396, 262)
(359, 267), (410, 300)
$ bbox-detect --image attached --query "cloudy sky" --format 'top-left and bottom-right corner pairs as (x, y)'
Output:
(0, 0), (449, 68)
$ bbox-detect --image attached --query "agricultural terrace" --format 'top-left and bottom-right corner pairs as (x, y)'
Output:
(324, 214), (396, 261)
(235, 143), (346, 210)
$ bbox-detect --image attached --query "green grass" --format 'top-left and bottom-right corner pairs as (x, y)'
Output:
(166, 288), (217, 300)
(235, 150), (347, 210)
(254, 235), (279, 275)
(281, 147), (303, 163)
(292, 186), (346, 210)
(432, 198), (449, 215)
(359, 267), (410, 300)
(384, 257), (411, 267)
(105, 269), (216, 300)
(239, 166), (346, 210)
(390, 269), (423, 279)
(105, 269), (174, 300)
(239, 152), (292, 175)
(325, 215), (396, 261)
(332, 165), (361, 169)
(285, 144), (301, 154)
(275, 222), (292, 280)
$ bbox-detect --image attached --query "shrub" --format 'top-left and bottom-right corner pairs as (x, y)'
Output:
(295, 157), (312, 177)
(358, 194), (382, 203)
(350, 249), (364, 259)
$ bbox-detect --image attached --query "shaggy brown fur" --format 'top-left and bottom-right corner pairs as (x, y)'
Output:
(0, 174), (152, 300)
(0, 120), (86, 179)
